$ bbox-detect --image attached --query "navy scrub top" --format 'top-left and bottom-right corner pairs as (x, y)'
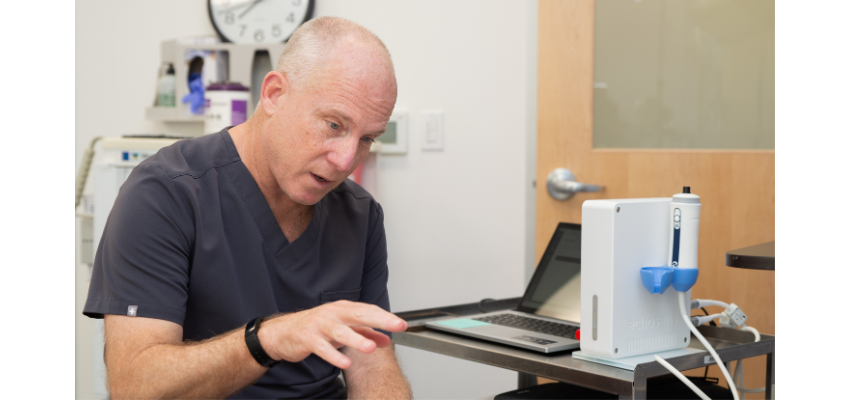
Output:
(84, 129), (391, 399)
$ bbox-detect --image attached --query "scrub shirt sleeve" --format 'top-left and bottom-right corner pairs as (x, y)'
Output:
(359, 201), (391, 318)
(83, 162), (194, 326)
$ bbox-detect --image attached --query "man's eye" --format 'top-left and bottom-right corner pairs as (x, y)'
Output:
(361, 137), (375, 144)
(328, 122), (340, 130)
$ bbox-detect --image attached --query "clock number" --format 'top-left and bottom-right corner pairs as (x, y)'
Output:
(254, 29), (265, 42)
(286, 12), (295, 23)
(225, 12), (234, 25)
(272, 24), (282, 37)
(240, 24), (247, 36)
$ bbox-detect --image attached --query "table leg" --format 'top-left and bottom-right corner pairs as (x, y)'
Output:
(765, 350), (774, 400)
(633, 377), (648, 400)
(517, 372), (537, 389)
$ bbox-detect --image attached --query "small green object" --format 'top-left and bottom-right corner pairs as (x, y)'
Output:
(434, 318), (490, 329)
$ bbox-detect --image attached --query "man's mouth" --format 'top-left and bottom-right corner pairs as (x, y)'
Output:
(312, 173), (330, 183)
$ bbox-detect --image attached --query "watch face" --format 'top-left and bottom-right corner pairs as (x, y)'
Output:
(209, 0), (314, 44)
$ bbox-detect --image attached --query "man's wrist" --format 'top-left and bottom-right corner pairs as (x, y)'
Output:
(245, 317), (280, 368)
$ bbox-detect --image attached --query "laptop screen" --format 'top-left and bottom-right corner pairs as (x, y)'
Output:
(516, 223), (582, 323)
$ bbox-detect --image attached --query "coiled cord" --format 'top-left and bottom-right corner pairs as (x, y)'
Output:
(75, 136), (102, 208)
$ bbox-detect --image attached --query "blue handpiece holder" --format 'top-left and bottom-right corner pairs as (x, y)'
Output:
(640, 267), (699, 294)
(671, 268), (699, 292)
(640, 267), (674, 294)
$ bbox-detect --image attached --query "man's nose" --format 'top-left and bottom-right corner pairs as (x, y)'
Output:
(327, 136), (359, 173)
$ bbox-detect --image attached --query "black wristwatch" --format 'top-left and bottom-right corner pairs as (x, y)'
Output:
(245, 316), (280, 368)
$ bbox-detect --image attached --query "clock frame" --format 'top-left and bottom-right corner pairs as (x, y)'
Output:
(208, 0), (315, 44)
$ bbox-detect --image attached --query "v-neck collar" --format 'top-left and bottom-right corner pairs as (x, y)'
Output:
(218, 129), (323, 268)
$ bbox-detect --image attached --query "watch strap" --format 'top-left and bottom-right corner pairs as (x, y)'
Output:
(245, 316), (280, 368)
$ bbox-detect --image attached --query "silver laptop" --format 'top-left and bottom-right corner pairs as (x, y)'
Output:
(426, 223), (582, 353)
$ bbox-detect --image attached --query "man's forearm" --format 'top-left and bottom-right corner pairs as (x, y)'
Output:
(106, 324), (266, 399)
(106, 302), (408, 399)
(343, 346), (411, 400)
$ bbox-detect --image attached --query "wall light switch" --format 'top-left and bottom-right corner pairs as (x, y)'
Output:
(421, 110), (444, 151)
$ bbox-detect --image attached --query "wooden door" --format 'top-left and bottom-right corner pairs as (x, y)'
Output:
(536, 1), (774, 396)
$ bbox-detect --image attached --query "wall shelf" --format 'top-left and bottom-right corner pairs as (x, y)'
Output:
(146, 106), (204, 122)
(146, 39), (285, 123)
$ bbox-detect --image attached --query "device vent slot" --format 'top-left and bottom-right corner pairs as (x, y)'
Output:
(626, 335), (675, 353)
(592, 295), (598, 341)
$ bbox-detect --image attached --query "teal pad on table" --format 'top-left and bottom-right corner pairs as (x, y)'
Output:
(573, 348), (704, 371)
(433, 318), (491, 329)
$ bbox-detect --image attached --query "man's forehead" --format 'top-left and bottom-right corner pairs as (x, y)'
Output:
(311, 73), (395, 120)
(316, 103), (391, 133)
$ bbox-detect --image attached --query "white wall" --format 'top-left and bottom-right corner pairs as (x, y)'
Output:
(75, 1), (537, 399)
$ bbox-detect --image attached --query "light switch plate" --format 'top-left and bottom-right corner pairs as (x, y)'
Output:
(421, 110), (444, 151)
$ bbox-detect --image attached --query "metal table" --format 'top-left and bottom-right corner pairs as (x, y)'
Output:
(394, 298), (774, 400)
(726, 241), (775, 271)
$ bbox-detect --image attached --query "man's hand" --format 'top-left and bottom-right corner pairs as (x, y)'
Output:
(258, 300), (408, 369)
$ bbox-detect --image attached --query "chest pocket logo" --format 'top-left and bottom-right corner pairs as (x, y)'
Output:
(319, 287), (362, 305)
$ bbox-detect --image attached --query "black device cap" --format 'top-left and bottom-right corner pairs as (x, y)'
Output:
(683, 186), (691, 193)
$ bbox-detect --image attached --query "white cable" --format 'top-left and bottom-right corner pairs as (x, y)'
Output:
(739, 326), (760, 342)
(691, 314), (722, 325)
(679, 292), (739, 400)
(689, 300), (764, 396)
(737, 361), (746, 400)
(732, 360), (765, 393)
(730, 326), (766, 395)
(653, 355), (711, 400)
(692, 299), (730, 310)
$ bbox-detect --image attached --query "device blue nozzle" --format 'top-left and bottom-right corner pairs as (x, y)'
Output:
(640, 267), (674, 294)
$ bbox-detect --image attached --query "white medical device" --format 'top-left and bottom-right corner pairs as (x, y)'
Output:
(578, 197), (692, 359)
(88, 137), (179, 399)
(575, 189), (745, 400)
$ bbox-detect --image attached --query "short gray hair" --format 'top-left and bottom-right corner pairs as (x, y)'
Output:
(276, 16), (392, 88)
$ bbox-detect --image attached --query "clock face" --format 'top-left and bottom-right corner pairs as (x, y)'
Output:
(208, 0), (314, 44)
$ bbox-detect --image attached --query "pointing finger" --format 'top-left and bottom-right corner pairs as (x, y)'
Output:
(333, 301), (407, 332)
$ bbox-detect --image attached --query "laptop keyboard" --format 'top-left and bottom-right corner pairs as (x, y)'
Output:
(473, 314), (579, 339)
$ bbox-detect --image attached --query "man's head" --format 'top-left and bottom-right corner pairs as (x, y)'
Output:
(249, 17), (397, 205)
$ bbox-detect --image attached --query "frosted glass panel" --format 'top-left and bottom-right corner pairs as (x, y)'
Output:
(593, 0), (774, 149)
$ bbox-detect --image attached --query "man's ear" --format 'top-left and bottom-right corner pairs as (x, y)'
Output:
(260, 71), (288, 116)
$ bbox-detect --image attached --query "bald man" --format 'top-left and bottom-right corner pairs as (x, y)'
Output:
(84, 17), (411, 399)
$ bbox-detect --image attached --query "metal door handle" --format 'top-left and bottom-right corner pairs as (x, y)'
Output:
(546, 168), (603, 201)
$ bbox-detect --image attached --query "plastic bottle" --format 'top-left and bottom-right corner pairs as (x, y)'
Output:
(156, 64), (176, 107)
(204, 82), (250, 134)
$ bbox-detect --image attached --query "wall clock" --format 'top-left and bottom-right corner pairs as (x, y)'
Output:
(208, 0), (315, 44)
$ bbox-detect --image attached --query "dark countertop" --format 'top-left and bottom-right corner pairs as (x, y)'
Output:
(726, 241), (774, 271)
